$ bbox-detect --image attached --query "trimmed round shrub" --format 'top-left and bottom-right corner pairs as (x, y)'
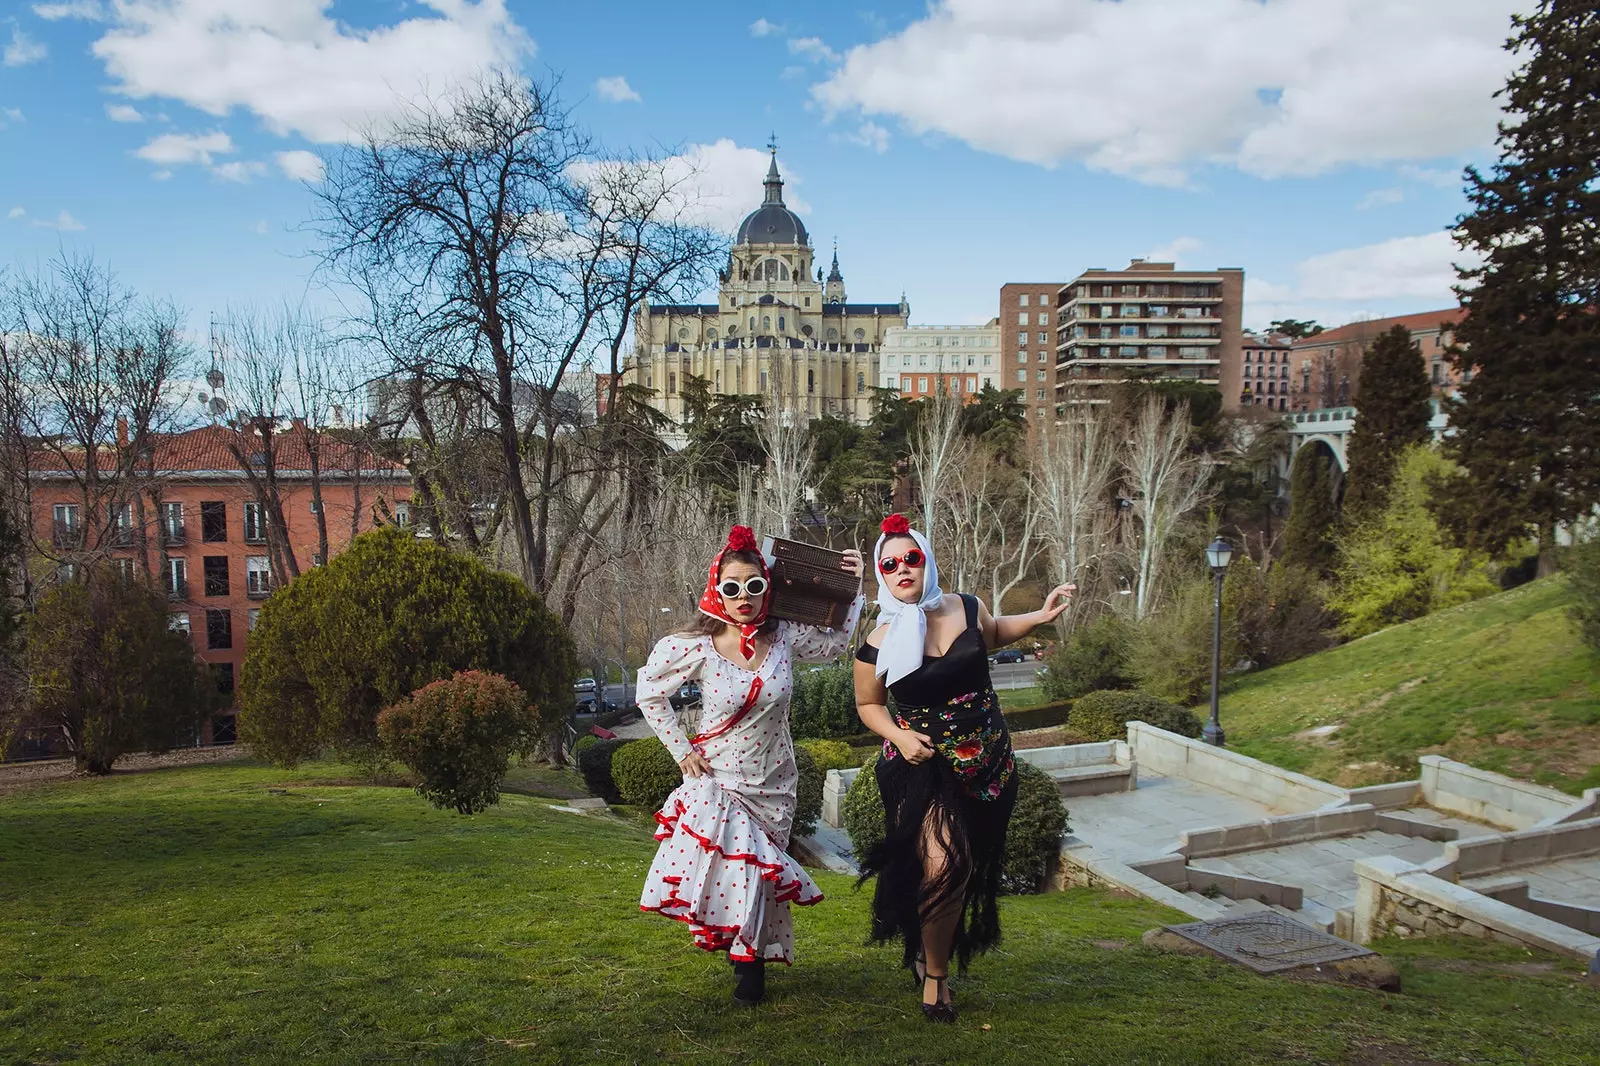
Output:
(572, 733), (599, 758)
(841, 751), (886, 861)
(576, 737), (628, 802)
(611, 737), (682, 810)
(798, 738), (853, 773)
(376, 670), (536, 814)
(1002, 761), (1070, 894)
(1071, 690), (1201, 742)
(792, 744), (824, 840)
(240, 526), (576, 767)
(841, 749), (1069, 896)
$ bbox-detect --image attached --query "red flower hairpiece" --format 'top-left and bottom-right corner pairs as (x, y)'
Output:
(726, 525), (759, 553)
(880, 514), (911, 536)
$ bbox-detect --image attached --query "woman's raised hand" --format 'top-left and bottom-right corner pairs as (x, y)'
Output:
(840, 548), (864, 582)
(678, 751), (712, 778)
(892, 728), (936, 765)
(1039, 583), (1077, 623)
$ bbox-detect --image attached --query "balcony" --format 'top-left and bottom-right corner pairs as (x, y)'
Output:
(166, 578), (189, 601)
(243, 529), (267, 545)
(161, 524), (187, 547)
(51, 521), (83, 550)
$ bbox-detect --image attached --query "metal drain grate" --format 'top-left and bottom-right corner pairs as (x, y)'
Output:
(1164, 912), (1373, 974)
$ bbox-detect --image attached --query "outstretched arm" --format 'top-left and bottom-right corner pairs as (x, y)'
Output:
(980, 583), (1076, 648)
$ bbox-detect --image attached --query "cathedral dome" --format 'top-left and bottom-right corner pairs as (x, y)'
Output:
(736, 151), (809, 247)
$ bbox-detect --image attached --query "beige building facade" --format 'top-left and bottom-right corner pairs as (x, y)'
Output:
(632, 152), (908, 427)
(879, 323), (1001, 400)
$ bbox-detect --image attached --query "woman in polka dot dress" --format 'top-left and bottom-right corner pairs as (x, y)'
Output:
(637, 525), (864, 1007)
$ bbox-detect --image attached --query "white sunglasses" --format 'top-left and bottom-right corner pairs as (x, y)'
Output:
(718, 576), (769, 599)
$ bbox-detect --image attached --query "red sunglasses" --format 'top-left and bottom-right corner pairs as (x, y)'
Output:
(878, 548), (925, 575)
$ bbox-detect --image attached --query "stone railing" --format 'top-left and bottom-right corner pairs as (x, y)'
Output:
(1127, 721), (1345, 812)
(1418, 755), (1579, 829)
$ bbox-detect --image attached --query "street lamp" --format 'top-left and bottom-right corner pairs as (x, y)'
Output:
(1203, 535), (1234, 747)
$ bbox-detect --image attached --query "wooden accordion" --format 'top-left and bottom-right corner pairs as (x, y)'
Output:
(761, 537), (858, 628)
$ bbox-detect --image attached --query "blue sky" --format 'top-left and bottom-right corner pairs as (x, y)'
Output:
(1, 0), (1526, 351)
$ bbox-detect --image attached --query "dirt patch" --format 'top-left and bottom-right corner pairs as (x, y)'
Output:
(1091, 939), (1130, 951)
(1340, 1042), (1448, 1066)
(0, 745), (250, 796)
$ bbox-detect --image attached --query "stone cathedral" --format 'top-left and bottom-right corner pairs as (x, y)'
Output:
(632, 149), (908, 429)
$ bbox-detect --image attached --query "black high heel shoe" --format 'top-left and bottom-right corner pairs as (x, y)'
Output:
(920, 974), (956, 1024)
(732, 959), (766, 1007)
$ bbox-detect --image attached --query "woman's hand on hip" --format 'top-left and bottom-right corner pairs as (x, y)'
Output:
(892, 728), (936, 765)
(678, 751), (712, 778)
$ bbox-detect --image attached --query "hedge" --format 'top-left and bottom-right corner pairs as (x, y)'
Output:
(612, 738), (682, 810)
(797, 738), (854, 773)
(1070, 690), (1201, 742)
(792, 744), (824, 840)
(576, 737), (628, 802)
(840, 752), (1068, 895)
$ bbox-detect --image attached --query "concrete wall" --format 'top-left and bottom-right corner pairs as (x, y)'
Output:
(1418, 755), (1576, 830)
(1444, 816), (1600, 879)
(1127, 721), (1345, 812)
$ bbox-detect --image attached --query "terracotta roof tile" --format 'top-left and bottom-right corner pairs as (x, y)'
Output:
(29, 424), (408, 477)
(1293, 308), (1463, 349)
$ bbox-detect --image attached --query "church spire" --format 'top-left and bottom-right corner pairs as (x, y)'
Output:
(763, 134), (784, 206)
(827, 239), (842, 281)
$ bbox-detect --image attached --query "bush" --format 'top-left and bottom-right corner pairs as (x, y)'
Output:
(841, 751), (1070, 896)
(1127, 577), (1219, 705)
(1071, 690), (1200, 742)
(1002, 761), (1070, 894)
(576, 737), (628, 802)
(376, 670), (537, 814)
(1569, 536), (1600, 655)
(572, 733), (599, 758)
(792, 744), (824, 839)
(1003, 702), (1074, 733)
(1042, 614), (1135, 701)
(791, 662), (859, 739)
(611, 737), (682, 810)
(240, 527), (576, 767)
(1226, 558), (1336, 670)
(798, 738), (853, 773)
(24, 567), (213, 774)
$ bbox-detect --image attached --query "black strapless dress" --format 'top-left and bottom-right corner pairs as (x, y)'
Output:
(854, 594), (1018, 974)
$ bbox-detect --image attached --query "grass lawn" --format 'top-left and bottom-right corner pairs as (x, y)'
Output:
(4, 762), (1599, 1064)
(1220, 577), (1600, 793)
(998, 685), (1047, 711)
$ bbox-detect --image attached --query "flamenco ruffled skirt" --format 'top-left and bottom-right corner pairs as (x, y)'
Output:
(639, 774), (822, 964)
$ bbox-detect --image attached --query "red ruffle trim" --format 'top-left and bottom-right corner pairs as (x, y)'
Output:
(652, 799), (824, 906)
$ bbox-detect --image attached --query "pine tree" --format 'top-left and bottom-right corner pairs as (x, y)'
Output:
(1435, 1), (1600, 571)
(1343, 324), (1434, 518)
(1281, 445), (1339, 578)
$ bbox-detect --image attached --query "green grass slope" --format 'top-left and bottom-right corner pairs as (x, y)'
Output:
(1221, 576), (1600, 792)
(3, 761), (1598, 1064)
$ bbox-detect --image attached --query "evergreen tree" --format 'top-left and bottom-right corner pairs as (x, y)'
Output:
(1282, 445), (1339, 577)
(1343, 324), (1434, 518)
(1435, 1), (1600, 571)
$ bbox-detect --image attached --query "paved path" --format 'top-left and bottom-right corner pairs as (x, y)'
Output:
(1474, 855), (1600, 908)
(1064, 770), (1293, 864)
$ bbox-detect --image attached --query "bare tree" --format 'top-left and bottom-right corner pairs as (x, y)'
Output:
(939, 441), (1039, 610)
(314, 73), (723, 599)
(755, 378), (813, 538)
(1123, 396), (1213, 619)
(1030, 404), (1118, 630)
(908, 386), (964, 535)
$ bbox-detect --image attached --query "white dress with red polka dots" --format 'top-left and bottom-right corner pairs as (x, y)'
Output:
(636, 598), (864, 964)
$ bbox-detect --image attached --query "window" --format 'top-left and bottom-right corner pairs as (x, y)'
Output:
(952, 377), (962, 394)
(1019, 294), (1030, 307)
(166, 558), (188, 599)
(56, 562), (78, 584)
(854, 328), (865, 341)
(243, 502), (265, 543)
(1016, 369), (1027, 383)
(1040, 293), (1050, 306)
(1120, 346), (1139, 357)
(1032, 313), (1044, 326)
(901, 376), (911, 392)
(1038, 351), (1048, 363)
(778, 316), (785, 331)
(1149, 346), (1167, 358)
(248, 608), (261, 632)
(1037, 369), (1047, 381)
(110, 502), (133, 546)
(1149, 305), (1168, 317)
(200, 501), (227, 543)
(1017, 331), (1027, 345)
(1037, 389), (1046, 400)
(856, 372), (865, 393)
(968, 377), (977, 392)
(919, 354), (928, 367)
(115, 557), (137, 583)
(668, 372), (677, 394)
(1017, 312), (1028, 325)
(1148, 324), (1168, 337)
(1038, 331), (1048, 344)
(1018, 351), (1027, 363)
(246, 556), (271, 598)
(715, 370), (721, 390)
(203, 556), (229, 598)
(804, 297), (810, 307)
(826, 328), (838, 341)
(160, 501), (184, 544)
(983, 354), (992, 367)
(206, 608), (233, 651)
(169, 612), (191, 635)
(761, 316), (771, 331)
(918, 377), (929, 392)
(1121, 304), (1140, 318)
(213, 662), (235, 696)
(759, 370), (768, 391)
(1120, 325), (1139, 337)
(52, 503), (80, 548)
(807, 369), (815, 394)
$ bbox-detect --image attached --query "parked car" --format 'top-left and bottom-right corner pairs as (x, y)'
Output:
(573, 677), (597, 693)
(574, 694), (612, 716)
(670, 681), (701, 710)
(989, 649), (1026, 665)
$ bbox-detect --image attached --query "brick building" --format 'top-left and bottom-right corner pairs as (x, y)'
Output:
(1053, 260), (1245, 410)
(1239, 331), (1296, 411)
(1286, 308), (1465, 412)
(999, 282), (1065, 426)
(28, 423), (412, 743)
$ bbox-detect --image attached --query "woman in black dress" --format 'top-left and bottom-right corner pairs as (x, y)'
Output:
(853, 514), (1073, 1023)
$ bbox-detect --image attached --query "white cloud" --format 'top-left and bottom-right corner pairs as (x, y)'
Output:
(594, 75), (641, 104)
(846, 121), (889, 153)
(1146, 236), (1203, 266)
(275, 149), (325, 182)
(105, 103), (143, 122)
(5, 27), (48, 67)
(1400, 164), (1462, 189)
(0, 107), (22, 129)
(7, 206), (25, 219)
(135, 130), (233, 166)
(572, 140), (811, 235)
(1357, 187), (1405, 210)
(34, 210), (86, 231)
(1247, 230), (1478, 325)
(789, 36), (839, 63)
(251, 219), (268, 235)
(813, 0), (1520, 185)
(750, 18), (783, 37)
(211, 160), (266, 183)
(33, 1), (107, 19)
(88, 0), (531, 144)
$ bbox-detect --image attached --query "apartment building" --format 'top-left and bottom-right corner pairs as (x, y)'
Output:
(1286, 308), (1466, 412)
(879, 323), (1001, 400)
(999, 282), (1065, 425)
(28, 423), (412, 743)
(1053, 260), (1245, 410)
(1239, 331), (1296, 412)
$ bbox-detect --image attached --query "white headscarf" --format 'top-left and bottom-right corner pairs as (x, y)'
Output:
(872, 526), (945, 686)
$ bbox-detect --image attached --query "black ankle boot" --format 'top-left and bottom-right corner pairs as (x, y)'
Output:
(732, 959), (766, 1006)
